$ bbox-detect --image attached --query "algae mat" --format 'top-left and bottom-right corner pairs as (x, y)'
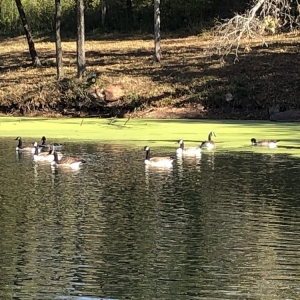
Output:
(1, 117), (300, 156)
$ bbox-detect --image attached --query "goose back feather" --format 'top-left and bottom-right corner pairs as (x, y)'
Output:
(176, 139), (202, 156)
(144, 146), (173, 167)
(251, 138), (278, 149)
(51, 151), (85, 169)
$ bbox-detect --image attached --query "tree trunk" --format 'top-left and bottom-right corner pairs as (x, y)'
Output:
(55, 0), (63, 79)
(101, 0), (106, 28)
(77, 0), (86, 79)
(126, 0), (133, 28)
(154, 0), (161, 62)
(15, 0), (41, 67)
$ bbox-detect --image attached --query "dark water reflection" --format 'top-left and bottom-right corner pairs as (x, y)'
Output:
(1, 138), (300, 299)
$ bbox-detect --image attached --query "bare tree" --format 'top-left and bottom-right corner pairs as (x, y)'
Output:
(15, 0), (41, 67)
(55, 0), (63, 79)
(127, 0), (133, 28)
(77, 0), (86, 79)
(209, 0), (298, 62)
(154, 0), (161, 62)
(101, 0), (107, 27)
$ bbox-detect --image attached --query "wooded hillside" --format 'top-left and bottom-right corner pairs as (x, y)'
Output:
(0, 0), (248, 35)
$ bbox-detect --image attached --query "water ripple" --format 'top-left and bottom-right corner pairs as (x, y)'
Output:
(1, 139), (300, 299)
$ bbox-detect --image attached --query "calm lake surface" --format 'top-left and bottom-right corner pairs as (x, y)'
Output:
(1, 137), (300, 300)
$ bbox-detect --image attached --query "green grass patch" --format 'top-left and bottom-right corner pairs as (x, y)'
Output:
(1, 117), (300, 157)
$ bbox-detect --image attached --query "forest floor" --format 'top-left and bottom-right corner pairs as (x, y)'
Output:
(0, 32), (300, 119)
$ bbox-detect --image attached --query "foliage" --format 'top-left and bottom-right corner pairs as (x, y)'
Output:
(0, 0), (20, 33)
(0, 0), (250, 35)
(0, 0), (75, 34)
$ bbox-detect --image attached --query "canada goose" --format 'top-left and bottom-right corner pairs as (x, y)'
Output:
(31, 145), (42, 154)
(144, 146), (173, 167)
(15, 136), (32, 151)
(176, 139), (202, 156)
(251, 138), (278, 149)
(51, 151), (86, 170)
(33, 143), (63, 162)
(41, 136), (63, 151)
(201, 132), (216, 150)
(30, 139), (45, 154)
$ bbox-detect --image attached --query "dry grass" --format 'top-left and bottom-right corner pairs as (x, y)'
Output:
(1, 32), (300, 118)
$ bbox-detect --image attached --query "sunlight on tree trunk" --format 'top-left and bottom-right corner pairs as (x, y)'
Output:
(77, 0), (86, 79)
(55, 0), (63, 80)
(101, 0), (106, 28)
(154, 0), (161, 62)
(15, 0), (41, 67)
(208, 0), (298, 62)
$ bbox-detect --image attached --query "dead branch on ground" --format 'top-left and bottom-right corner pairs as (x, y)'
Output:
(208, 0), (298, 62)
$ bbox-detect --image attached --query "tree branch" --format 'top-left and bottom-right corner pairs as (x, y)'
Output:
(208, 0), (299, 62)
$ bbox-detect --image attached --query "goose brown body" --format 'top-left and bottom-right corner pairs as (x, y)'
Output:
(201, 132), (216, 150)
(33, 142), (63, 161)
(251, 138), (278, 149)
(176, 139), (202, 156)
(41, 136), (63, 151)
(51, 151), (86, 169)
(144, 146), (173, 167)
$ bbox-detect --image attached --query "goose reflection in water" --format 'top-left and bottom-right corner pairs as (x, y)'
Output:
(144, 164), (173, 193)
(176, 155), (184, 181)
(16, 151), (23, 162)
(206, 152), (215, 171)
(55, 296), (119, 300)
(33, 163), (39, 185)
(177, 154), (202, 179)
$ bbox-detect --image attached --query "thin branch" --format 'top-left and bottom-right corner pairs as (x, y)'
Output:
(208, 0), (299, 62)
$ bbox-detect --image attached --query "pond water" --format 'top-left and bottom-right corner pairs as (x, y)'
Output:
(1, 137), (300, 300)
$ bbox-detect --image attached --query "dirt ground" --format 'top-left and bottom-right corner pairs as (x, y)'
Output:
(1, 32), (300, 120)
(130, 104), (267, 120)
